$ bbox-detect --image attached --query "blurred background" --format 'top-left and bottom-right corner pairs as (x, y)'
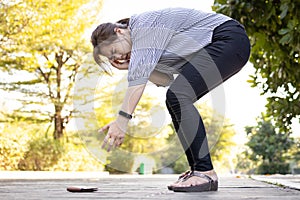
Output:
(0, 0), (299, 175)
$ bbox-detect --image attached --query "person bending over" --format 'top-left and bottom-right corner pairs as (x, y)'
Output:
(91, 7), (250, 192)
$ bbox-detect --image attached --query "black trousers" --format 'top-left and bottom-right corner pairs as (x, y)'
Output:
(166, 20), (251, 171)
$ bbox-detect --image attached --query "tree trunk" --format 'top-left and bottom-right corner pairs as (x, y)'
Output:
(53, 110), (64, 139)
(53, 52), (63, 139)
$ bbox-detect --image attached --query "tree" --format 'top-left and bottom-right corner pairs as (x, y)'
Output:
(213, 0), (300, 132)
(0, 0), (102, 139)
(245, 115), (294, 174)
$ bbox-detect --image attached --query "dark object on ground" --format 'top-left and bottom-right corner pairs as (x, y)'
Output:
(66, 186), (98, 193)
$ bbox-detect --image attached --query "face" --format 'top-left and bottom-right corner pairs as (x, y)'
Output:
(100, 28), (132, 70)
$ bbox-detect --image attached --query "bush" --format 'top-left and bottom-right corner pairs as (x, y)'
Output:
(105, 150), (135, 174)
(173, 155), (189, 174)
(256, 162), (290, 174)
(49, 134), (104, 171)
(0, 122), (39, 170)
(0, 137), (26, 170)
(18, 137), (64, 171)
(0, 122), (105, 171)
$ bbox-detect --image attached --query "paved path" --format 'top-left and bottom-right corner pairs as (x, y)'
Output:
(252, 174), (300, 190)
(0, 173), (299, 200)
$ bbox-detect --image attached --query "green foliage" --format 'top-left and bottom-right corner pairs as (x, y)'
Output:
(18, 137), (64, 171)
(213, 0), (300, 132)
(245, 115), (294, 174)
(0, 136), (23, 170)
(256, 162), (290, 174)
(0, 0), (102, 139)
(235, 150), (257, 174)
(293, 138), (300, 160)
(0, 121), (105, 171)
(105, 151), (135, 174)
(172, 155), (189, 174)
(0, 122), (39, 170)
(288, 136), (300, 170)
(49, 132), (104, 171)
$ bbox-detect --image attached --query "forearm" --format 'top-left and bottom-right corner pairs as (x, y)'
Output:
(120, 84), (146, 114)
(100, 84), (146, 151)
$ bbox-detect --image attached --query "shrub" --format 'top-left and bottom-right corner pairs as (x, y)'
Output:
(173, 155), (189, 174)
(256, 162), (290, 174)
(0, 122), (39, 170)
(105, 150), (135, 174)
(18, 137), (64, 171)
(49, 134), (104, 171)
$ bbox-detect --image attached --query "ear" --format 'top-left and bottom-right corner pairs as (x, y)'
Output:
(114, 27), (121, 33)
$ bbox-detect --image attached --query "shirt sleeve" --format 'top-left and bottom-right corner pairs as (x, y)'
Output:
(127, 26), (175, 87)
(149, 69), (174, 87)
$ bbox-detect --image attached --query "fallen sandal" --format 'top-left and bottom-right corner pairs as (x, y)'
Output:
(167, 170), (192, 190)
(172, 171), (218, 192)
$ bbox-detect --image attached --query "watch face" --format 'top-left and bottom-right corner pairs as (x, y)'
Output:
(67, 186), (98, 193)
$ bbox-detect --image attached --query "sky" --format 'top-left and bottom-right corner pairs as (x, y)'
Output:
(96, 0), (268, 136)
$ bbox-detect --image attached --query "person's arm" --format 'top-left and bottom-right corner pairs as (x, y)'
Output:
(120, 84), (146, 114)
(149, 70), (174, 87)
(100, 84), (146, 151)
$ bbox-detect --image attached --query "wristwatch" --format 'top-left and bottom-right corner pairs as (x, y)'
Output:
(118, 110), (133, 119)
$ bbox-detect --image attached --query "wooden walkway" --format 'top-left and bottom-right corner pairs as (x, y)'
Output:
(0, 174), (299, 199)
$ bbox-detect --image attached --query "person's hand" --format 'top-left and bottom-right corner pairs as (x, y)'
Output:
(99, 119), (128, 152)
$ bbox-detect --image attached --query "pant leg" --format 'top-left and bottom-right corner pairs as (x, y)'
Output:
(165, 20), (250, 171)
(166, 72), (213, 171)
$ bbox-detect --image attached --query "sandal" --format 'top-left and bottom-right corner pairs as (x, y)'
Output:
(172, 171), (218, 192)
(167, 170), (192, 190)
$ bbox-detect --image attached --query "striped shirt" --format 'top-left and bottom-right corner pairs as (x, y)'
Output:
(128, 7), (231, 87)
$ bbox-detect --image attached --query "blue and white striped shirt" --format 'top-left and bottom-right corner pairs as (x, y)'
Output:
(128, 7), (231, 86)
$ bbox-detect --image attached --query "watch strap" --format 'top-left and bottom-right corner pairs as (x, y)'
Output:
(119, 110), (132, 119)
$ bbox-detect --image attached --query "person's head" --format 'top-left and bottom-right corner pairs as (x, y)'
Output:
(91, 18), (131, 73)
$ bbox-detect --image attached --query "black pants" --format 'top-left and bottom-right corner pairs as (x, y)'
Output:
(166, 20), (251, 171)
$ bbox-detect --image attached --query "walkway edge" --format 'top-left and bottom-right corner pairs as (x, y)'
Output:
(251, 175), (300, 191)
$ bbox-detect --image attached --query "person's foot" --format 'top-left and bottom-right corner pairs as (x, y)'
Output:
(171, 170), (219, 192)
(167, 170), (192, 190)
(173, 170), (218, 188)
